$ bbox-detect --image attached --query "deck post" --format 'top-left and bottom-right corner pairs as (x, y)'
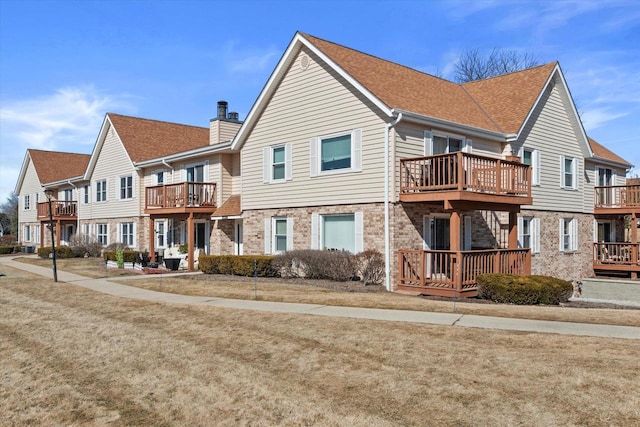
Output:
(496, 160), (502, 194)
(457, 152), (464, 191)
(508, 211), (518, 249)
(420, 250), (427, 287)
(149, 217), (156, 263)
(187, 213), (195, 271)
(449, 210), (461, 252)
(632, 213), (638, 279)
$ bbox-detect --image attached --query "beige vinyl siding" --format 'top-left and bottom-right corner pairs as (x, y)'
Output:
(231, 153), (241, 196)
(220, 153), (235, 204)
(210, 120), (241, 145)
(583, 161), (629, 212)
(518, 81), (585, 213)
(241, 47), (388, 210)
(18, 160), (42, 224)
(80, 125), (140, 220)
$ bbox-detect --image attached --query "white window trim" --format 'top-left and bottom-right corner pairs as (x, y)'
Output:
(35, 225), (40, 244)
(118, 175), (134, 200)
(519, 147), (541, 186)
(559, 218), (578, 252)
(311, 212), (363, 253)
(183, 161), (208, 182)
(119, 222), (135, 247)
(263, 143), (292, 183)
(264, 217), (294, 254)
(24, 194), (30, 210)
(560, 155), (578, 190)
(95, 179), (108, 203)
(156, 220), (167, 249)
(82, 185), (90, 205)
(310, 129), (362, 177)
(424, 130), (472, 156)
(97, 223), (109, 246)
(518, 216), (540, 254)
(24, 225), (31, 242)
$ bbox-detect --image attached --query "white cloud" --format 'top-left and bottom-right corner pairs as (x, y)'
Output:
(0, 86), (134, 201)
(222, 41), (279, 74)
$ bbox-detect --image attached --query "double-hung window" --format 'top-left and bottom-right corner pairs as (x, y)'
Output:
(521, 148), (541, 186)
(263, 144), (292, 183)
(310, 130), (362, 176)
(518, 217), (540, 254)
(24, 194), (30, 210)
(96, 180), (107, 202)
(24, 225), (31, 242)
(120, 175), (133, 199)
(559, 218), (578, 252)
(263, 217), (293, 254)
(561, 155), (577, 190)
(97, 223), (108, 245)
(120, 222), (134, 246)
(83, 185), (90, 204)
(35, 225), (40, 244)
(156, 171), (164, 185)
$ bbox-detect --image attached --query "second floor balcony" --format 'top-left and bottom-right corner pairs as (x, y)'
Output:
(594, 185), (640, 214)
(400, 152), (532, 207)
(145, 182), (217, 215)
(37, 201), (77, 220)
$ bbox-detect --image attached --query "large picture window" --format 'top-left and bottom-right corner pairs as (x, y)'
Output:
(310, 130), (362, 177)
(321, 134), (351, 171)
(322, 214), (355, 253)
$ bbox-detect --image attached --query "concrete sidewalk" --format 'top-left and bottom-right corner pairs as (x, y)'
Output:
(2, 256), (639, 340)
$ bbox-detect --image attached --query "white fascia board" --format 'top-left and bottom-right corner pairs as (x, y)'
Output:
(210, 214), (242, 220)
(43, 175), (86, 188)
(394, 109), (508, 142)
(231, 32), (392, 151)
(134, 141), (233, 169)
(83, 115), (112, 180)
(14, 151), (33, 194)
(586, 157), (633, 170)
(516, 64), (593, 158)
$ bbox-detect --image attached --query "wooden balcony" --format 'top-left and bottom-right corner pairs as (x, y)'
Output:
(145, 182), (217, 215)
(400, 152), (532, 207)
(593, 242), (640, 274)
(37, 201), (77, 220)
(594, 185), (640, 215)
(397, 248), (531, 297)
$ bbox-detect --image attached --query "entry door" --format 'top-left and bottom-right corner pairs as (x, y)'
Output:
(194, 222), (208, 253)
(597, 167), (614, 205)
(63, 224), (75, 245)
(186, 164), (205, 205)
(423, 215), (451, 278)
(597, 221), (613, 243)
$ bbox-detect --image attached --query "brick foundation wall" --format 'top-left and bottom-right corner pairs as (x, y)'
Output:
(211, 219), (236, 254)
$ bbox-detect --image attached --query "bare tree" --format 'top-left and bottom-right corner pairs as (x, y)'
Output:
(0, 193), (19, 236)
(453, 48), (540, 83)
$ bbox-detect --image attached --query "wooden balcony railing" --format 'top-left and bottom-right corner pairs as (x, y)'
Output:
(398, 248), (531, 297)
(594, 185), (640, 209)
(37, 201), (77, 219)
(593, 242), (639, 267)
(400, 152), (531, 198)
(145, 182), (217, 210)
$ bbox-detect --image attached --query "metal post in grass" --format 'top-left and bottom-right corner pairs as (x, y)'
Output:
(44, 189), (58, 282)
(254, 259), (257, 300)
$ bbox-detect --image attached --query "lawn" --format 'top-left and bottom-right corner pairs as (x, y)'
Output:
(1, 264), (639, 426)
(13, 256), (640, 327)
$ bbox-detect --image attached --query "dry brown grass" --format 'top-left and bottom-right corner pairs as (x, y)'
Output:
(1, 264), (639, 426)
(117, 274), (640, 327)
(15, 256), (139, 279)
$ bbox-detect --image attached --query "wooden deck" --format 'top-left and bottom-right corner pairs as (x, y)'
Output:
(594, 185), (640, 215)
(37, 201), (77, 220)
(593, 242), (640, 274)
(144, 182), (217, 215)
(399, 152), (532, 206)
(397, 249), (531, 297)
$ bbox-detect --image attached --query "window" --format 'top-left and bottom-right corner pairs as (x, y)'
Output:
(97, 223), (108, 245)
(120, 222), (134, 246)
(120, 175), (133, 199)
(263, 217), (292, 254)
(63, 189), (73, 201)
(35, 225), (40, 244)
(35, 193), (39, 204)
(83, 185), (90, 204)
(521, 148), (541, 186)
(156, 171), (164, 185)
(559, 218), (578, 252)
(425, 131), (471, 156)
(310, 130), (362, 176)
(323, 214), (355, 252)
(263, 144), (292, 183)
(96, 180), (107, 202)
(24, 225), (31, 242)
(561, 156), (577, 189)
(24, 194), (30, 210)
(518, 217), (540, 254)
(156, 221), (166, 248)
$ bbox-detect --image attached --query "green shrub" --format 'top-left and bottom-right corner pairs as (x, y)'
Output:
(477, 274), (573, 305)
(103, 250), (140, 263)
(0, 245), (15, 255)
(36, 246), (75, 259)
(272, 249), (356, 281)
(199, 255), (278, 277)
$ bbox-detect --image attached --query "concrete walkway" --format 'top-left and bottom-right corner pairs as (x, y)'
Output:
(2, 256), (639, 340)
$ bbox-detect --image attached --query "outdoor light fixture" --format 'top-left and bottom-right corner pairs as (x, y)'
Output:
(44, 189), (58, 282)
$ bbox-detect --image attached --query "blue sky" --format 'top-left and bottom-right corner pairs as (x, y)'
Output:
(1, 0), (639, 203)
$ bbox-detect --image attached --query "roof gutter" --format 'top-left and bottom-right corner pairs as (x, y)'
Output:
(392, 109), (508, 142)
(134, 141), (233, 168)
(384, 112), (403, 292)
(587, 156), (633, 171)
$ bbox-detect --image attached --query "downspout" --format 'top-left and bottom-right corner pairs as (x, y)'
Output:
(384, 113), (403, 292)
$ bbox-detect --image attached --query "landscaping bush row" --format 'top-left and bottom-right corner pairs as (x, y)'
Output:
(199, 255), (277, 277)
(103, 250), (143, 263)
(0, 245), (20, 255)
(37, 246), (76, 259)
(477, 274), (573, 305)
